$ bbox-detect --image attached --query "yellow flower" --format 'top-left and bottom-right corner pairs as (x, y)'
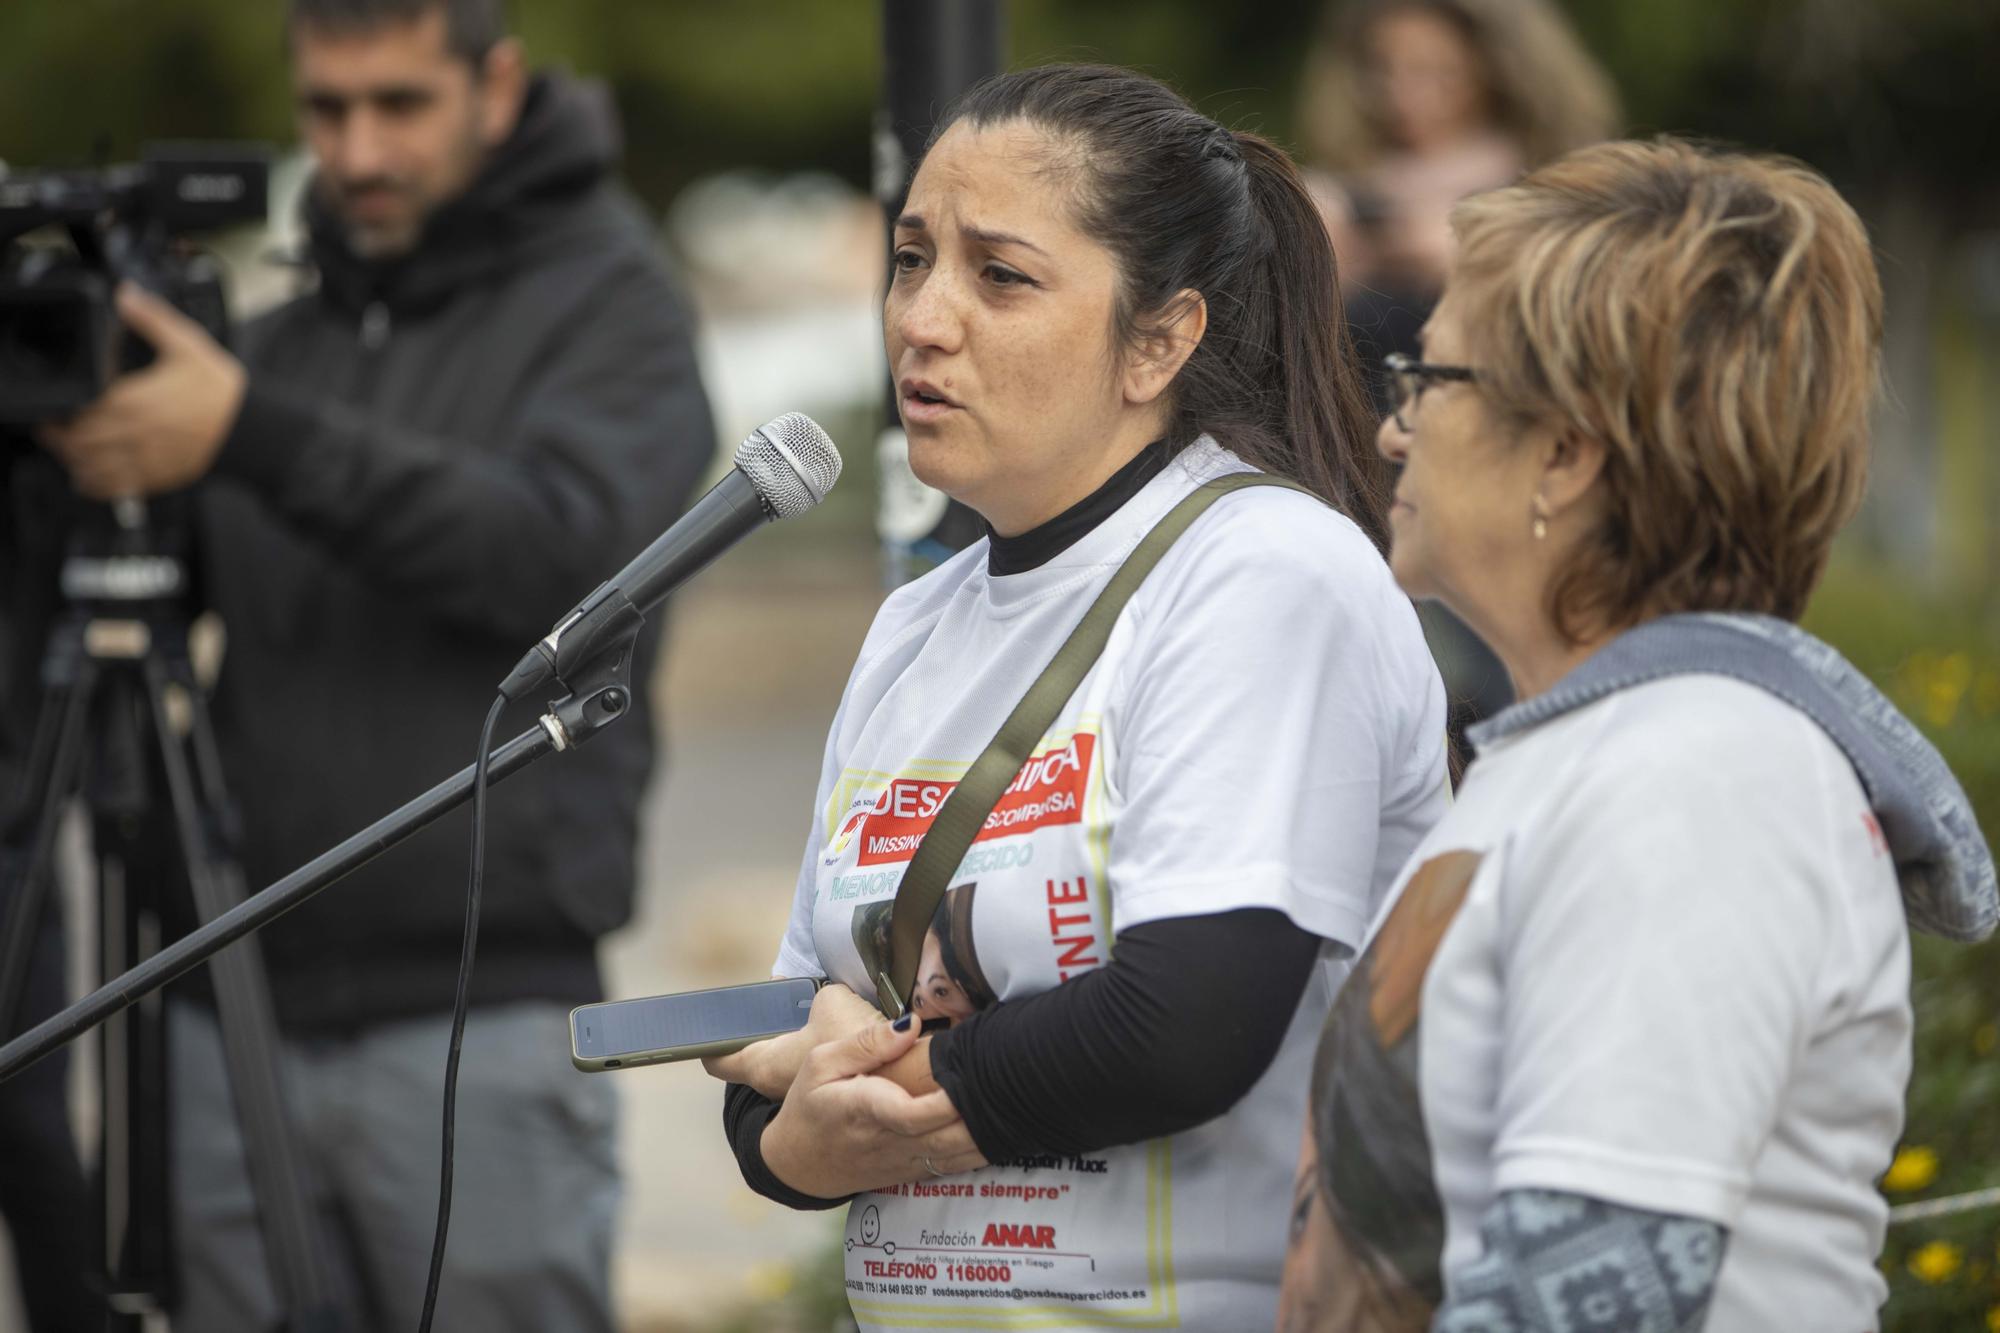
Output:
(1882, 1145), (1940, 1193)
(1901, 650), (1976, 728)
(1986, 1303), (2000, 1333)
(1909, 1241), (1962, 1284)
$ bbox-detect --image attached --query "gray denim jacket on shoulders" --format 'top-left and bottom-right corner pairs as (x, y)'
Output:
(1467, 611), (1998, 943)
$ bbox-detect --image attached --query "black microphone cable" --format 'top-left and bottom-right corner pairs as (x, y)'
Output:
(417, 691), (508, 1333)
(409, 415), (838, 1330)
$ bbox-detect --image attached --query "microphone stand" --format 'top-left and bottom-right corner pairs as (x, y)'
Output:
(0, 620), (642, 1084)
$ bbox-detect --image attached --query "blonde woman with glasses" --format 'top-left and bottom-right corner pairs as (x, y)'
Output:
(1279, 138), (1998, 1332)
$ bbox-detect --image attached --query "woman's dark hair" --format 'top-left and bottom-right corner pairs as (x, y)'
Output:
(935, 64), (1391, 547)
(932, 888), (995, 1011)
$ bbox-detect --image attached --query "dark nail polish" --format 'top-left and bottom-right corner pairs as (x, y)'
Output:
(891, 1013), (913, 1032)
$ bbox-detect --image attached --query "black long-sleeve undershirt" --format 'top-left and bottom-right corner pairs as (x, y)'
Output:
(723, 1079), (847, 1210)
(723, 907), (1324, 1207)
(930, 908), (1323, 1161)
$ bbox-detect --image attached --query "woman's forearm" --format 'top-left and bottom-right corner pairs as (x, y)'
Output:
(928, 907), (1322, 1163)
(1434, 1190), (1726, 1331)
(721, 1081), (850, 1211)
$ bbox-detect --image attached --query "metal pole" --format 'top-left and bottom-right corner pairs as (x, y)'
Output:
(0, 726), (553, 1082)
(874, 0), (1004, 586)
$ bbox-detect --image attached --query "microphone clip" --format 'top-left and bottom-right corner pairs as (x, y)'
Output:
(499, 583), (644, 705)
(538, 664), (633, 753)
(508, 589), (645, 753)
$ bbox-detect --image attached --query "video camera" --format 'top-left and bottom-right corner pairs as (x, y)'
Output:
(0, 143), (268, 426)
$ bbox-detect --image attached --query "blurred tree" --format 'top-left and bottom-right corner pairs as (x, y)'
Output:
(6, 0), (1992, 225)
(1560, 0), (2000, 575)
(0, 0), (293, 165)
(512, 0), (880, 210)
(4, 0), (1993, 582)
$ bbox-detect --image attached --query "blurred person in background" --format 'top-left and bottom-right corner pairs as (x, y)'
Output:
(34, 0), (713, 1327)
(1278, 138), (1997, 1332)
(1298, 0), (1618, 747)
(1299, 0), (1617, 357)
(704, 63), (1449, 1331)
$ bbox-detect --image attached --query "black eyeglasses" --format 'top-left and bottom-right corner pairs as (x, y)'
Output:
(1383, 351), (1478, 433)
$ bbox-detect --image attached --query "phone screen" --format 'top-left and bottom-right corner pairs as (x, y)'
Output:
(572, 978), (817, 1064)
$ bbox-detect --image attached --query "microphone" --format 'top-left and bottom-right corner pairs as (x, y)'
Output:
(498, 412), (841, 702)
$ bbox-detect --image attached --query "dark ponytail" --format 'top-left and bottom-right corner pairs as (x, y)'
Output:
(937, 64), (1391, 548)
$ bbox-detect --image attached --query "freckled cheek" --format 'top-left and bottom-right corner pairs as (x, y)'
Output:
(971, 310), (1110, 464)
(999, 325), (1101, 416)
(968, 341), (1041, 439)
(974, 325), (1039, 394)
(882, 292), (915, 360)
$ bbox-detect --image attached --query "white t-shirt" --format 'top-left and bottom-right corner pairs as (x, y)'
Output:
(773, 439), (1448, 1330)
(1312, 674), (1911, 1331)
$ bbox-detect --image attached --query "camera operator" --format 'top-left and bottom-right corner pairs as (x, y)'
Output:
(36, 0), (713, 1328)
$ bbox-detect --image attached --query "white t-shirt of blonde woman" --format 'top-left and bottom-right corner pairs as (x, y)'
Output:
(1312, 676), (1911, 1331)
(773, 438), (1448, 1330)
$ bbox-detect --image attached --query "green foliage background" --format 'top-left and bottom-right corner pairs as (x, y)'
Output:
(1805, 569), (2000, 1331)
(4, 1), (1994, 1326)
(4, 0), (1996, 218)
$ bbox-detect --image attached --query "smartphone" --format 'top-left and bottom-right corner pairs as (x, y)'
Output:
(569, 977), (822, 1072)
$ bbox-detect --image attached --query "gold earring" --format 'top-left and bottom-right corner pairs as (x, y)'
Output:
(1531, 496), (1550, 541)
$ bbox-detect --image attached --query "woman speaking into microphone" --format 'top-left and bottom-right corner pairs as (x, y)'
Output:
(1280, 138), (1997, 1331)
(704, 64), (1449, 1329)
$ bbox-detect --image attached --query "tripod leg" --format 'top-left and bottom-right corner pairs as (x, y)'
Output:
(0, 816), (107, 1329)
(0, 661), (111, 1324)
(139, 657), (342, 1331)
(97, 836), (162, 1330)
(0, 667), (99, 1037)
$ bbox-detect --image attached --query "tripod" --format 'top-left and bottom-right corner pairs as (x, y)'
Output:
(0, 498), (339, 1332)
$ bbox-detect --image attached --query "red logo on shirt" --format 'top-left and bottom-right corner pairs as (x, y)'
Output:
(1861, 810), (1889, 857)
(982, 1222), (1058, 1249)
(1046, 877), (1101, 980)
(855, 734), (1096, 866)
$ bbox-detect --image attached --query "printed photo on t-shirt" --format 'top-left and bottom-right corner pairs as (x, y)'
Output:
(1286, 849), (1481, 1332)
(851, 884), (998, 1028)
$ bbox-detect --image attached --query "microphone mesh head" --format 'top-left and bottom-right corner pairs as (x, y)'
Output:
(734, 412), (843, 519)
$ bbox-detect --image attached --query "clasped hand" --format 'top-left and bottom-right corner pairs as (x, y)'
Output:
(704, 983), (986, 1197)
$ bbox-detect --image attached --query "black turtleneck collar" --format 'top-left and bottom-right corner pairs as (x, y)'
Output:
(987, 440), (1169, 576)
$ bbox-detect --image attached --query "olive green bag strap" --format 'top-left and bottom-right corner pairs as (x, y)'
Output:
(874, 472), (1313, 1017)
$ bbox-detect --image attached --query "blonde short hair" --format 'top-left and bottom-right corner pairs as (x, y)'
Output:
(1449, 137), (1882, 637)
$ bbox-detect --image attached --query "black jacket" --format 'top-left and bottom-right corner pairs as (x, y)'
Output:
(188, 73), (713, 1032)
